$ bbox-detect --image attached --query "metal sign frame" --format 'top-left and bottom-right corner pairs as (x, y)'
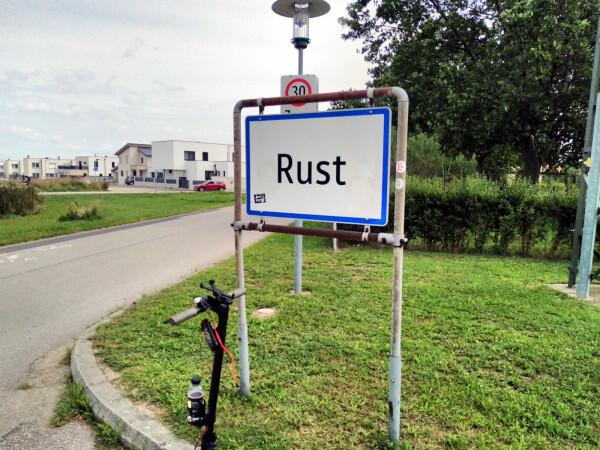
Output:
(232, 87), (408, 442)
(245, 107), (391, 225)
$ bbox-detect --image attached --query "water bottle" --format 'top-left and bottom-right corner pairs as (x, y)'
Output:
(187, 375), (206, 427)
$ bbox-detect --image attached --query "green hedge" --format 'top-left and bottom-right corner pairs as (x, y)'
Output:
(342, 177), (577, 256)
(0, 183), (41, 217)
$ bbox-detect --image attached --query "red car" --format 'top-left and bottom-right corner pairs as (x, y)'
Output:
(194, 181), (226, 192)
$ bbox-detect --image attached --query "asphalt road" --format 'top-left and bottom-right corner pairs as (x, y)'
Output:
(0, 206), (284, 444)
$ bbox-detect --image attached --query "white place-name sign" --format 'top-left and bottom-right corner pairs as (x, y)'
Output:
(245, 108), (391, 225)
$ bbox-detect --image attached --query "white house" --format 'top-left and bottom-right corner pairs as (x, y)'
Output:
(151, 141), (245, 189)
(114, 143), (152, 185)
(0, 156), (118, 180)
(0, 160), (22, 179)
(74, 156), (118, 178)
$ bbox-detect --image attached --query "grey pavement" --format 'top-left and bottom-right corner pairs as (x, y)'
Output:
(71, 320), (192, 450)
(0, 205), (286, 449)
(547, 283), (600, 306)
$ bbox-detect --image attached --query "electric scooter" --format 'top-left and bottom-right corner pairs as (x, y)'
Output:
(164, 280), (245, 450)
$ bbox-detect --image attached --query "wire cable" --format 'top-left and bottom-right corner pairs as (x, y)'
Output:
(194, 426), (208, 449)
(206, 311), (238, 385)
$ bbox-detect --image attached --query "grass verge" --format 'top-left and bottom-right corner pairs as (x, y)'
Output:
(0, 192), (235, 247)
(53, 378), (125, 448)
(93, 234), (600, 448)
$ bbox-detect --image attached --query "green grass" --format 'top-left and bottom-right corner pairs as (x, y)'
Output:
(0, 192), (235, 247)
(92, 232), (600, 448)
(53, 379), (95, 426)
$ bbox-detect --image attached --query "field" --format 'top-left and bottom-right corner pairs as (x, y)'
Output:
(0, 192), (235, 247)
(92, 231), (600, 449)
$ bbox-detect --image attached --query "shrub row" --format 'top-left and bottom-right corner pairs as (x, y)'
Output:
(30, 178), (109, 192)
(342, 177), (577, 256)
(0, 183), (41, 217)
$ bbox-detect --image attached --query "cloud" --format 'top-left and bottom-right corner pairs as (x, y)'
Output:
(122, 37), (156, 59)
(8, 125), (41, 141)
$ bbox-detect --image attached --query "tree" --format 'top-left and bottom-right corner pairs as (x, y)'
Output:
(340, 0), (597, 182)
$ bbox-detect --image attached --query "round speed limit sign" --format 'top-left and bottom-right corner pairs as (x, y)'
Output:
(280, 74), (319, 114)
(285, 78), (312, 107)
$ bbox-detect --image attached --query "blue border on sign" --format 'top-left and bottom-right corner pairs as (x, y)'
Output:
(245, 107), (391, 226)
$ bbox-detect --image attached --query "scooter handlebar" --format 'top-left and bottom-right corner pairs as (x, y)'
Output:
(163, 307), (200, 326)
(163, 287), (246, 326)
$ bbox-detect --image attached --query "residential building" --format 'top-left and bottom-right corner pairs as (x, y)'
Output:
(151, 140), (244, 189)
(23, 157), (62, 178)
(0, 156), (117, 180)
(114, 143), (152, 185)
(1, 160), (22, 179)
(74, 156), (118, 178)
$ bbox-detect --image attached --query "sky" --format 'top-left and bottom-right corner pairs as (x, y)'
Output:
(0, 1), (372, 161)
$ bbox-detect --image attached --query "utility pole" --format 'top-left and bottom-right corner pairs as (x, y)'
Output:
(568, 11), (600, 294)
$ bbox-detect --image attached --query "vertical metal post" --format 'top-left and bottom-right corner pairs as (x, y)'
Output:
(389, 88), (409, 442)
(234, 104), (250, 396)
(577, 92), (600, 299)
(294, 48), (304, 294)
(568, 12), (600, 287)
(332, 222), (338, 251)
(294, 220), (303, 294)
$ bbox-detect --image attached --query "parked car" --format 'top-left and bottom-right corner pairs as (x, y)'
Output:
(125, 176), (135, 185)
(194, 181), (226, 191)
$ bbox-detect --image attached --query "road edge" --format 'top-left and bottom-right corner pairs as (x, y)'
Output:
(71, 321), (193, 450)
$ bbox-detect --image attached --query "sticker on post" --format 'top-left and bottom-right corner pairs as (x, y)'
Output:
(254, 193), (266, 204)
(395, 178), (405, 190)
(396, 161), (406, 173)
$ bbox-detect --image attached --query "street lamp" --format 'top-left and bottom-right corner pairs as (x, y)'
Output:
(272, 0), (330, 74)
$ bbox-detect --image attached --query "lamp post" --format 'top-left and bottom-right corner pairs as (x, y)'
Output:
(272, 0), (330, 75)
(272, 0), (330, 294)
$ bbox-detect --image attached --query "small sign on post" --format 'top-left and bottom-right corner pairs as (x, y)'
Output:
(280, 75), (319, 114)
(246, 107), (391, 225)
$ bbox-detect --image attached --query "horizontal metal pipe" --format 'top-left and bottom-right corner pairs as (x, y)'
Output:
(245, 222), (380, 243)
(236, 88), (395, 111)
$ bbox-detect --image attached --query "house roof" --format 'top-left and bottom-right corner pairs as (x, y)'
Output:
(139, 148), (152, 157)
(115, 143), (151, 156)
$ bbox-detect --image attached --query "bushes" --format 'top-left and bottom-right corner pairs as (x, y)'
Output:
(341, 177), (577, 257)
(0, 183), (41, 217)
(58, 202), (101, 221)
(30, 178), (109, 192)
(403, 177), (577, 255)
(407, 133), (478, 179)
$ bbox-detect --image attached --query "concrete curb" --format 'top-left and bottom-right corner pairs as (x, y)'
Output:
(71, 323), (193, 450)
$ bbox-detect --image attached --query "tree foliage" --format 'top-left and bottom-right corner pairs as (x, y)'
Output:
(341, 0), (598, 182)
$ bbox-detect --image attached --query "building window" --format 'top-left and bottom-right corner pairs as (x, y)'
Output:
(112, 162), (115, 168)
(46, 173), (55, 177)
(133, 170), (137, 176)
(12, 164), (18, 169)
(94, 160), (99, 168)
(33, 162), (40, 168)
(202, 152), (208, 161)
(121, 170), (123, 176)
(33, 173), (40, 178)
(184, 151), (195, 161)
